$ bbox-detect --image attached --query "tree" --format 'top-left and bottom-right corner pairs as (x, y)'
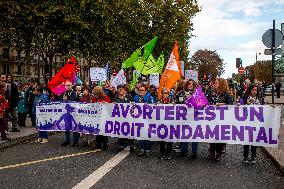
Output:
(253, 60), (272, 83)
(275, 55), (284, 73)
(0, 0), (200, 76)
(189, 49), (226, 81)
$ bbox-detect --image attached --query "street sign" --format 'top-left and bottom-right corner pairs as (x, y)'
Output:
(264, 48), (282, 55)
(262, 29), (283, 48)
(238, 67), (245, 74)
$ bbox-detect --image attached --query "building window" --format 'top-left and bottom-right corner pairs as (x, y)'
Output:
(18, 65), (22, 75)
(3, 48), (9, 60)
(3, 65), (9, 74)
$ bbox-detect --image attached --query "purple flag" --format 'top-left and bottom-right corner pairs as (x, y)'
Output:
(185, 85), (209, 108)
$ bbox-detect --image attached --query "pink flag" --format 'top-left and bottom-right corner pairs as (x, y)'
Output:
(185, 85), (209, 108)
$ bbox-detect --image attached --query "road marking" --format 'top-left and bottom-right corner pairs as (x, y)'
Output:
(0, 149), (101, 170)
(73, 149), (130, 189)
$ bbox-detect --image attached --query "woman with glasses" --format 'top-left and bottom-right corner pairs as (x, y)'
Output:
(91, 86), (111, 150)
(133, 84), (154, 157)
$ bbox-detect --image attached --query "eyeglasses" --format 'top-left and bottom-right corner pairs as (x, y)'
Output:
(138, 89), (145, 92)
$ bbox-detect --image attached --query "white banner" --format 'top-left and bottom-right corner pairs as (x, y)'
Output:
(149, 74), (160, 87)
(185, 70), (198, 82)
(37, 103), (281, 147)
(90, 67), (107, 82)
(111, 69), (126, 89)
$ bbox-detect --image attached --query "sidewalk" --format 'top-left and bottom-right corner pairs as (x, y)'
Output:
(263, 105), (284, 174)
(264, 95), (284, 104)
(0, 117), (37, 150)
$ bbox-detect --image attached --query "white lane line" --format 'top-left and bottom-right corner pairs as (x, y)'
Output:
(72, 149), (130, 189)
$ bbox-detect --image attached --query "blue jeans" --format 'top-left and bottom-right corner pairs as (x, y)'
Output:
(192, 142), (198, 155)
(65, 131), (79, 143)
(39, 131), (48, 139)
(181, 142), (198, 156)
(139, 140), (151, 152)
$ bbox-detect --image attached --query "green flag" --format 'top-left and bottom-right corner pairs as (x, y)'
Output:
(122, 49), (141, 68)
(130, 71), (140, 90)
(138, 53), (164, 75)
(142, 37), (158, 61)
(121, 37), (158, 69)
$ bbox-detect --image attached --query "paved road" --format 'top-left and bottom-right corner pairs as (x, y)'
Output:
(0, 133), (283, 189)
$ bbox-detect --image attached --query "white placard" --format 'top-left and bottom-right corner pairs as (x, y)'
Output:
(111, 69), (126, 89)
(185, 70), (198, 82)
(90, 67), (107, 82)
(149, 74), (160, 87)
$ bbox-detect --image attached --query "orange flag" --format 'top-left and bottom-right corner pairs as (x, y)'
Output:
(158, 43), (182, 100)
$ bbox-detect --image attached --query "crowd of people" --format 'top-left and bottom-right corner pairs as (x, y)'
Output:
(0, 73), (275, 164)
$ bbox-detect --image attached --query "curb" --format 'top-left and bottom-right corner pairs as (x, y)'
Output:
(262, 147), (284, 175)
(0, 132), (38, 150)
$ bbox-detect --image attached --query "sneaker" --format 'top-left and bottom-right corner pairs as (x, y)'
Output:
(41, 139), (48, 144)
(215, 154), (221, 162)
(145, 152), (151, 157)
(165, 156), (171, 160)
(72, 142), (79, 147)
(139, 150), (145, 156)
(158, 156), (166, 160)
(61, 141), (70, 146)
(130, 146), (135, 153)
(250, 158), (256, 164)
(206, 155), (215, 160)
(243, 157), (249, 164)
(36, 138), (42, 143)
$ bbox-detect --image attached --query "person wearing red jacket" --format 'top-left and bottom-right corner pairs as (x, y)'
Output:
(0, 82), (10, 141)
(91, 86), (111, 150)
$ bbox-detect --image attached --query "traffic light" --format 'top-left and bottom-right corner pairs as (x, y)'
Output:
(236, 58), (241, 68)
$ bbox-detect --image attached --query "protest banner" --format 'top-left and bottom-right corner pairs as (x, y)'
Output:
(149, 74), (160, 87)
(37, 103), (281, 147)
(185, 70), (198, 82)
(90, 67), (107, 82)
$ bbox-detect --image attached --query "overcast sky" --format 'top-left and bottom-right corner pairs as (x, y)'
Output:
(189, 0), (284, 78)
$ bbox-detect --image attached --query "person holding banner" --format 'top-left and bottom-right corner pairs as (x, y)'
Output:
(175, 79), (198, 159)
(158, 87), (174, 160)
(114, 84), (135, 152)
(79, 87), (94, 147)
(133, 84), (154, 157)
(92, 86), (111, 150)
(33, 87), (49, 144)
(61, 82), (80, 147)
(241, 84), (263, 164)
(208, 78), (233, 162)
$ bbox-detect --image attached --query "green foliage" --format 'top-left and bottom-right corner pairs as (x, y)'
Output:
(275, 55), (284, 73)
(189, 49), (226, 81)
(0, 0), (200, 73)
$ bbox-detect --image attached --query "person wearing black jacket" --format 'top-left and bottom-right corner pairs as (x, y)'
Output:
(207, 78), (233, 162)
(114, 84), (134, 152)
(6, 75), (20, 132)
